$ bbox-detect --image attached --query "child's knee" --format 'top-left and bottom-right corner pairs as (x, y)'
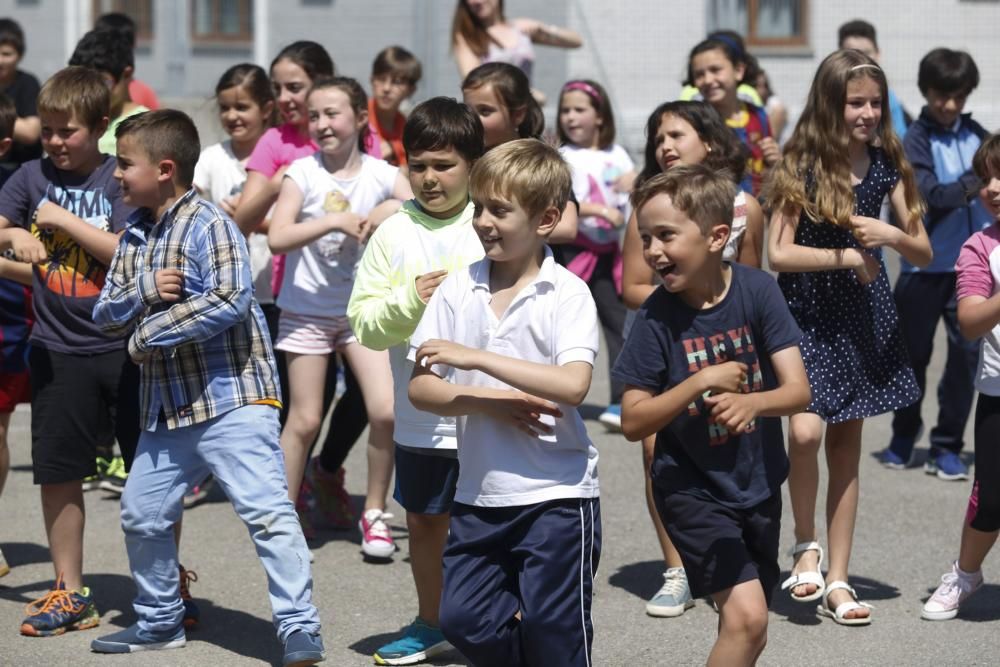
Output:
(366, 407), (394, 437)
(788, 420), (821, 451)
(285, 410), (322, 442)
(721, 601), (768, 647)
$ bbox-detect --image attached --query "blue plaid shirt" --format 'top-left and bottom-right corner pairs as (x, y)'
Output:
(93, 189), (281, 431)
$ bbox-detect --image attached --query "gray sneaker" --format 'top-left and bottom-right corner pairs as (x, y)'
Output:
(645, 567), (694, 617)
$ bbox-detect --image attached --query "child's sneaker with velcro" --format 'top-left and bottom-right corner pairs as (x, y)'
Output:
(90, 622), (186, 653)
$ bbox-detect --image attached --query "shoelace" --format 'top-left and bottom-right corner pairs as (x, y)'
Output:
(365, 512), (395, 540)
(106, 457), (126, 479)
(25, 585), (84, 617)
(657, 571), (687, 598)
(936, 571), (976, 598)
(179, 568), (198, 600)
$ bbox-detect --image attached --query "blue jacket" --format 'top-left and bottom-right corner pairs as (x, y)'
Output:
(900, 107), (992, 273)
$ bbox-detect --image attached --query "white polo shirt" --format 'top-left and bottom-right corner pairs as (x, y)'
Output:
(408, 248), (601, 507)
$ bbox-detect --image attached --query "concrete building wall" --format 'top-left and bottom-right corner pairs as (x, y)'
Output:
(0, 1), (996, 157)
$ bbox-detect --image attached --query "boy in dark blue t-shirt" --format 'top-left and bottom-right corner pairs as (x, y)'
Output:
(613, 164), (810, 666)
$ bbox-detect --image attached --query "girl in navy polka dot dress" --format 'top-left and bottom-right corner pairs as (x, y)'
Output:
(764, 49), (933, 625)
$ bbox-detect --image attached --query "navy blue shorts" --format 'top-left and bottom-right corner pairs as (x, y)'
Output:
(654, 489), (781, 605)
(392, 444), (459, 515)
(440, 497), (601, 667)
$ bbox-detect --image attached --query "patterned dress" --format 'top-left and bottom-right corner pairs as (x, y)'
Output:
(778, 147), (919, 423)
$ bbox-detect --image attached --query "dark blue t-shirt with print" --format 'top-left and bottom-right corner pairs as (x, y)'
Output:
(612, 263), (802, 509)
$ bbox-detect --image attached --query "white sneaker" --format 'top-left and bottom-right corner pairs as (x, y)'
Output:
(922, 561), (983, 620)
(359, 509), (396, 560)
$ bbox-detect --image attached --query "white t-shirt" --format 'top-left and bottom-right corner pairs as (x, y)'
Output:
(409, 249), (601, 507)
(193, 140), (275, 304)
(278, 153), (398, 318)
(560, 143), (634, 246)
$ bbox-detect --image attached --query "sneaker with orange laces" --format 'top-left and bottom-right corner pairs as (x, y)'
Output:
(178, 564), (200, 629)
(359, 508), (395, 561)
(20, 573), (100, 637)
(304, 458), (354, 530)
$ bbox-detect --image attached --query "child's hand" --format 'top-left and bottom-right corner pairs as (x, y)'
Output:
(760, 137), (781, 166)
(415, 270), (448, 303)
(849, 215), (898, 249)
(699, 361), (748, 395)
(851, 248), (881, 286)
(154, 268), (184, 302)
(415, 338), (481, 371)
(34, 201), (73, 232)
(330, 212), (367, 240)
(481, 389), (563, 437)
(704, 392), (762, 434)
(601, 207), (625, 228)
(11, 230), (46, 263)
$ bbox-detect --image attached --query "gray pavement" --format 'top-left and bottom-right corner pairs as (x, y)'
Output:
(2, 307), (1000, 666)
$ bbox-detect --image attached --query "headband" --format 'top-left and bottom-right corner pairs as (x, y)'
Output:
(710, 34), (744, 58)
(562, 80), (602, 105)
(850, 63), (882, 72)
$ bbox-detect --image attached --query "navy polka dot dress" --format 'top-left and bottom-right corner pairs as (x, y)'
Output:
(778, 147), (919, 423)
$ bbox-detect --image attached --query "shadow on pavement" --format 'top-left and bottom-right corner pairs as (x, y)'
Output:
(0, 542), (52, 573)
(606, 559), (666, 600)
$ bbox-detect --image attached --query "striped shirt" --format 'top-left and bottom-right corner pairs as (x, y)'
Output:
(93, 189), (280, 431)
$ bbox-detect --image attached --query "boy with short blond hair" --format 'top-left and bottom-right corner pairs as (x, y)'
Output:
(367, 45), (422, 167)
(408, 138), (601, 666)
(348, 96), (485, 665)
(615, 164), (811, 666)
(90, 109), (323, 664)
(0, 66), (137, 638)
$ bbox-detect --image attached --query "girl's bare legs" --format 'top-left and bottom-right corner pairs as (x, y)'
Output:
(280, 352), (330, 501)
(957, 523), (1000, 574)
(341, 342), (394, 512)
(0, 412), (10, 497)
(823, 418), (867, 618)
(642, 435), (682, 567)
(786, 412), (824, 597)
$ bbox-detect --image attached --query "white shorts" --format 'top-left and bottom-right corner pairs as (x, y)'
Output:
(275, 310), (357, 355)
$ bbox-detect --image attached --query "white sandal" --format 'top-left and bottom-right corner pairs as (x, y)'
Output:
(780, 541), (826, 603)
(817, 580), (873, 626)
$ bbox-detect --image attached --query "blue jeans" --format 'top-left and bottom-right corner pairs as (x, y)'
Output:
(120, 404), (320, 641)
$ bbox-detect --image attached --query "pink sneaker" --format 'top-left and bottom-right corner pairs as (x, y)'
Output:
(922, 561), (983, 620)
(305, 459), (355, 530)
(359, 509), (395, 560)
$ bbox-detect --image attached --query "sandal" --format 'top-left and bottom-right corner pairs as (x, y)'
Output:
(780, 541), (826, 602)
(817, 580), (872, 626)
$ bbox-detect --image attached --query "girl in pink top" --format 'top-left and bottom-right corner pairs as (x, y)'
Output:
(922, 135), (1000, 621)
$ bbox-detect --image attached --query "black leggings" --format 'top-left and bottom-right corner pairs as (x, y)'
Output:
(262, 304), (369, 473)
(968, 393), (1000, 532)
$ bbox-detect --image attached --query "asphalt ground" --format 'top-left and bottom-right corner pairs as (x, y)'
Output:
(2, 269), (999, 666)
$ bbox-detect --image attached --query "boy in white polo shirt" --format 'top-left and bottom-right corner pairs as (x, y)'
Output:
(408, 138), (600, 667)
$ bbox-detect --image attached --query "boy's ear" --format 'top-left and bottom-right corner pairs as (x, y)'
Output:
(0, 136), (13, 161)
(357, 107), (369, 130)
(94, 116), (110, 137)
(734, 62), (746, 83)
(122, 65), (135, 82)
(536, 204), (562, 237)
(157, 158), (177, 184)
(707, 222), (731, 253)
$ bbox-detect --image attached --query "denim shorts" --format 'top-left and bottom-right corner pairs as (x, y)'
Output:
(393, 444), (459, 515)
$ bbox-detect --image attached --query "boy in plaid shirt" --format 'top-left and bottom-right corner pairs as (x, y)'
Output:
(91, 109), (324, 665)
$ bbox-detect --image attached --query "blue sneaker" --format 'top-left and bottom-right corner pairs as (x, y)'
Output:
(283, 630), (325, 666)
(925, 450), (970, 481)
(90, 622), (185, 653)
(599, 404), (622, 432)
(373, 618), (451, 665)
(20, 574), (100, 637)
(880, 427), (922, 470)
(645, 567), (695, 617)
